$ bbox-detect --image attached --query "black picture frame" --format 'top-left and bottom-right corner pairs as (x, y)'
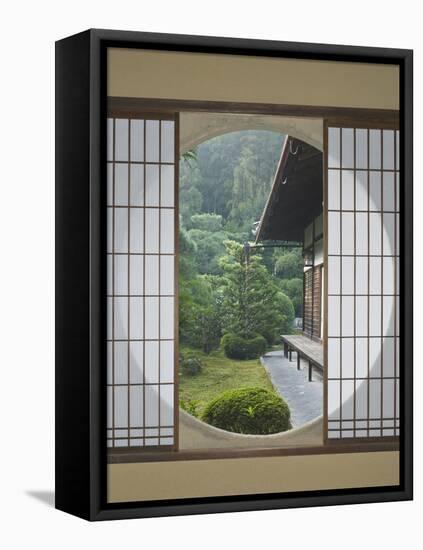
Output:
(55, 28), (413, 521)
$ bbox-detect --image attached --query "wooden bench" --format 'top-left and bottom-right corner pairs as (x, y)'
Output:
(280, 334), (324, 382)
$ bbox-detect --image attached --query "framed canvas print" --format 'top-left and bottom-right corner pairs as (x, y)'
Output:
(55, 29), (413, 521)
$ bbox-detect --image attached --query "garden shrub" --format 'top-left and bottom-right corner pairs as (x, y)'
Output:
(201, 387), (291, 434)
(179, 399), (200, 417)
(180, 352), (203, 376)
(221, 333), (267, 360)
(248, 335), (267, 358)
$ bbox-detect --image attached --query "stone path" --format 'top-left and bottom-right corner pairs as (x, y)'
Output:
(261, 349), (323, 428)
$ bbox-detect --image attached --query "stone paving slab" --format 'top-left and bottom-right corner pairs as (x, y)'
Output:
(261, 349), (323, 428)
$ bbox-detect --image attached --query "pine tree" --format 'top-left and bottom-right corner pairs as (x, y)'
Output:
(219, 241), (294, 342)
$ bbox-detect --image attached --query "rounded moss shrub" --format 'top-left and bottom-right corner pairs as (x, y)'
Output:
(201, 387), (291, 434)
(180, 353), (202, 376)
(221, 334), (267, 360)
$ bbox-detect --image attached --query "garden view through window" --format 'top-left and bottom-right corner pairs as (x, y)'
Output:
(179, 128), (323, 448)
(106, 111), (399, 455)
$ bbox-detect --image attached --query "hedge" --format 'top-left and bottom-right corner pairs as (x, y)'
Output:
(221, 333), (267, 360)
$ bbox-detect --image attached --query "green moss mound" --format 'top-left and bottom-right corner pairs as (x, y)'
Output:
(180, 352), (203, 376)
(201, 386), (291, 435)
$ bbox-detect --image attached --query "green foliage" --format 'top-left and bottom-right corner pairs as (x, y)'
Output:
(190, 213), (223, 232)
(178, 131), (300, 356)
(201, 387), (291, 435)
(179, 267), (224, 353)
(274, 248), (303, 279)
(179, 398), (200, 417)
(179, 352), (203, 376)
(219, 240), (295, 340)
(187, 229), (227, 275)
(221, 333), (267, 360)
(178, 346), (274, 419)
(181, 149), (198, 167)
(274, 291), (296, 335)
(179, 130), (284, 227)
(279, 277), (303, 317)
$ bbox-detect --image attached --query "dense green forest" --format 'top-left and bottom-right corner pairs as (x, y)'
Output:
(179, 130), (303, 355)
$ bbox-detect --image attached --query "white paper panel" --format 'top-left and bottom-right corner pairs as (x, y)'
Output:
(115, 119), (129, 162)
(355, 129), (368, 169)
(341, 128), (354, 169)
(160, 384), (174, 426)
(383, 172), (395, 212)
(355, 379), (368, 419)
(160, 209), (175, 254)
(369, 129), (381, 169)
(160, 341), (174, 384)
(145, 164), (160, 206)
(328, 296), (340, 337)
(129, 255), (143, 295)
(328, 256), (340, 295)
(107, 118), (114, 161)
(130, 386), (143, 427)
(145, 341), (159, 383)
(160, 297), (174, 340)
(161, 121), (175, 163)
(114, 341), (128, 384)
(114, 386), (128, 428)
(328, 212), (340, 255)
(145, 208), (159, 254)
(341, 257), (354, 294)
(161, 165), (175, 207)
(129, 297), (143, 339)
(355, 212), (368, 255)
(115, 163), (128, 206)
(341, 339), (354, 378)
(355, 256), (368, 295)
(328, 169), (340, 210)
(144, 297), (159, 339)
(145, 385), (159, 426)
(342, 170), (355, 210)
(114, 297), (128, 340)
(160, 255), (174, 295)
(130, 341), (143, 384)
(355, 339), (368, 378)
(341, 213), (354, 255)
(328, 338), (340, 378)
(145, 120), (160, 162)
(107, 163), (113, 206)
(369, 256), (381, 295)
(383, 130), (395, 171)
(328, 380), (340, 419)
(341, 296), (354, 337)
(130, 119), (144, 162)
(355, 296), (368, 337)
(114, 209), (128, 253)
(130, 164), (144, 206)
(355, 171), (368, 211)
(369, 338), (381, 378)
(114, 255), (128, 296)
(328, 127), (340, 168)
(145, 255), (159, 295)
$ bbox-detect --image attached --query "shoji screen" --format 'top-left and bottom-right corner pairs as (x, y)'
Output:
(326, 126), (399, 440)
(107, 115), (177, 448)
